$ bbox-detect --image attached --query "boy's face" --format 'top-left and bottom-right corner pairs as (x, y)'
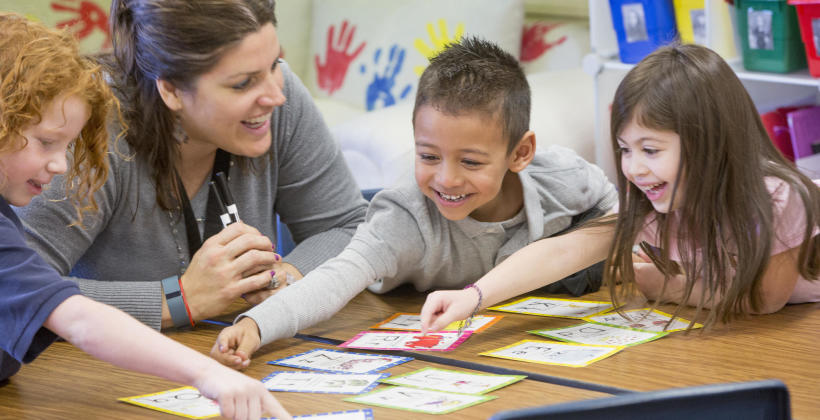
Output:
(414, 105), (521, 222)
(0, 94), (88, 207)
(617, 117), (683, 213)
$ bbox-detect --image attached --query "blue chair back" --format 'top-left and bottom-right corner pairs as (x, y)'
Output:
(489, 380), (791, 420)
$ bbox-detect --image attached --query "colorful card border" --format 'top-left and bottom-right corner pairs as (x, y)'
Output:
(267, 348), (413, 374)
(379, 366), (526, 395)
(584, 308), (704, 332)
(344, 385), (496, 415)
(261, 371), (389, 394)
(264, 408), (374, 420)
(487, 296), (613, 319)
(370, 313), (503, 334)
(479, 339), (625, 368)
(339, 330), (472, 352)
(528, 320), (669, 347)
(118, 386), (218, 419)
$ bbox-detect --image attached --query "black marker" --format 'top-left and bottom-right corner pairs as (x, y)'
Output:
(209, 181), (233, 228)
(214, 171), (240, 223)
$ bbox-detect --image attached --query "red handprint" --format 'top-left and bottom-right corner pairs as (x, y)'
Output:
(51, 0), (111, 49)
(315, 20), (366, 95)
(521, 22), (567, 63)
(406, 334), (444, 349)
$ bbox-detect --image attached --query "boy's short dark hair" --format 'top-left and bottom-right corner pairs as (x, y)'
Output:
(412, 36), (530, 154)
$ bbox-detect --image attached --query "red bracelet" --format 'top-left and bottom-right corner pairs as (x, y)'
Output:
(178, 277), (196, 328)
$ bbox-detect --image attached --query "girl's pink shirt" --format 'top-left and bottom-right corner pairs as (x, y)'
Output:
(636, 177), (820, 304)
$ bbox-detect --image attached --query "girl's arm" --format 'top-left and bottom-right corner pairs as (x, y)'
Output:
(421, 222), (615, 334)
(634, 246), (801, 314)
(44, 295), (291, 420)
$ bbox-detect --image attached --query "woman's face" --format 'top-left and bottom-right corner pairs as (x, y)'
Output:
(176, 22), (285, 158)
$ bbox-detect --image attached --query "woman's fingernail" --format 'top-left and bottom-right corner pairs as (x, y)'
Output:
(275, 254), (281, 261)
(271, 270), (276, 277)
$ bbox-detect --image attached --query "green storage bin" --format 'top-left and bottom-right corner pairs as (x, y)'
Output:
(736, 0), (807, 72)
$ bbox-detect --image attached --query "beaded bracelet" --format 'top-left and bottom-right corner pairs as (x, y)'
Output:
(458, 283), (483, 336)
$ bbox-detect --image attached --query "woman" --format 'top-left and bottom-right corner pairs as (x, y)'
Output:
(17, 0), (367, 330)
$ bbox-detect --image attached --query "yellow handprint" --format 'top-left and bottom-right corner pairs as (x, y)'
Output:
(413, 19), (464, 75)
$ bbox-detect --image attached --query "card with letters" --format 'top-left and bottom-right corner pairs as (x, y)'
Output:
(268, 348), (412, 374)
(261, 371), (387, 394)
(480, 339), (624, 367)
(529, 321), (668, 347)
(264, 408), (374, 420)
(344, 386), (495, 414)
(339, 331), (471, 351)
(584, 308), (703, 333)
(370, 313), (503, 334)
(380, 367), (525, 395)
(119, 386), (219, 419)
(488, 297), (613, 319)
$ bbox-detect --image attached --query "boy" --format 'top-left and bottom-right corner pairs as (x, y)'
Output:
(212, 37), (616, 367)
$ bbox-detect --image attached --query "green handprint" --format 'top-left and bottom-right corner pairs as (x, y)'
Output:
(413, 19), (464, 75)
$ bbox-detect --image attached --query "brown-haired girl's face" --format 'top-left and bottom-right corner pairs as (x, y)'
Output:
(0, 94), (89, 207)
(617, 117), (683, 213)
(175, 22), (285, 158)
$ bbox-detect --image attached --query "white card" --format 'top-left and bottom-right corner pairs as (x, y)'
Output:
(584, 308), (703, 332)
(380, 367), (525, 395)
(489, 297), (612, 319)
(262, 371), (387, 394)
(530, 322), (668, 347)
(119, 386), (220, 419)
(268, 348), (412, 373)
(339, 331), (470, 351)
(345, 386), (495, 414)
(372, 313), (502, 333)
(265, 408), (373, 420)
(480, 340), (624, 367)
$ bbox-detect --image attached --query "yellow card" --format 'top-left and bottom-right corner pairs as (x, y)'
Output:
(119, 386), (220, 419)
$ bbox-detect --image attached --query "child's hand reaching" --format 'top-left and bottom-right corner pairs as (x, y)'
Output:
(194, 363), (292, 420)
(419, 288), (479, 335)
(211, 317), (262, 370)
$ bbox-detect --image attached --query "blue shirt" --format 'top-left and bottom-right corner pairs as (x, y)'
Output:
(0, 197), (80, 381)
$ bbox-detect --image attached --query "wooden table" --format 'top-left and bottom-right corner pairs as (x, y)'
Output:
(301, 285), (820, 419)
(0, 322), (608, 419)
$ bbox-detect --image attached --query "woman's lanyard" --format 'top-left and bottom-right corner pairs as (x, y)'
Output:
(176, 148), (233, 260)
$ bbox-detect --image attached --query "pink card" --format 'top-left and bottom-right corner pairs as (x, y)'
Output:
(339, 331), (472, 351)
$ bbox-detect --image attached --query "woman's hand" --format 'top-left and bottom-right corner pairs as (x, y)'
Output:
(241, 262), (303, 305)
(179, 223), (278, 321)
(419, 289), (479, 335)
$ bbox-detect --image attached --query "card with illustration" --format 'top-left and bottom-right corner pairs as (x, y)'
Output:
(480, 339), (624, 368)
(268, 348), (412, 374)
(339, 331), (471, 351)
(345, 386), (496, 414)
(119, 386), (219, 419)
(262, 371), (387, 394)
(370, 313), (502, 334)
(584, 308), (703, 333)
(380, 367), (525, 395)
(529, 321), (668, 347)
(488, 297), (613, 319)
(265, 408), (374, 420)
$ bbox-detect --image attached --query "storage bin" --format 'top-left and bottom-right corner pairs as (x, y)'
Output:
(788, 0), (820, 76)
(609, 0), (679, 63)
(674, 0), (708, 44)
(736, 0), (807, 72)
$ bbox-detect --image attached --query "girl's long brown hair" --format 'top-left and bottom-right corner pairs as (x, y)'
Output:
(0, 13), (118, 224)
(606, 44), (819, 328)
(107, 0), (276, 209)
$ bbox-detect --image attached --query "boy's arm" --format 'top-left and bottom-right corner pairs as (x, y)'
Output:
(44, 295), (291, 420)
(421, 221), (615, 333)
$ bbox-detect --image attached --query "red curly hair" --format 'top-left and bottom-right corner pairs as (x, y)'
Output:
(0, 12), (119, 223)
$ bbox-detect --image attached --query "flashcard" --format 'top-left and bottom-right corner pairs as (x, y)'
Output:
(488, 297), (613, 319)
(262, 371), (387, 394)
(529, 321), (668, 347)
(265, 408), (373, 420)
(480, 339), (624, 367)
(371, 313), (502, 333)
(339, 331), (471, 351)
(119, 386), (219, 419)
(380, 367), (525, 395)
(268, 348), (412, 374)
(345, 386), (495, 414)
(584, 308), (703, 333)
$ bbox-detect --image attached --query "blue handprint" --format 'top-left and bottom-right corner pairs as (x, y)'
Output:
(361, 44), (413, 111)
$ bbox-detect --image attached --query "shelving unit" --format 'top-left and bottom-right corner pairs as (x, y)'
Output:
(585, 0), (820, 182)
